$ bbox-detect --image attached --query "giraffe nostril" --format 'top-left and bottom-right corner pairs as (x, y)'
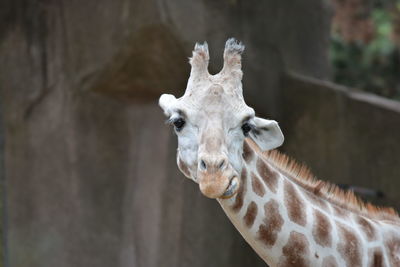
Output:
(218, 159), (226, 170)
(200, 160), (207, 170)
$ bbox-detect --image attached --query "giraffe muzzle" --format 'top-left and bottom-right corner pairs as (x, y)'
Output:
(198, 171), (239, 199)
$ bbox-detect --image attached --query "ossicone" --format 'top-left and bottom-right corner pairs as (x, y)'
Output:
(189, 42), (210, 80)
(221, 38), (244, 80)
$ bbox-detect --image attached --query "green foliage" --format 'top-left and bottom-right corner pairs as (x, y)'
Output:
(330, 7), (400, 100)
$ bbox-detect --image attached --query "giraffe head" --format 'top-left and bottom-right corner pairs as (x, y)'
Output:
(159, 39), (284, 199)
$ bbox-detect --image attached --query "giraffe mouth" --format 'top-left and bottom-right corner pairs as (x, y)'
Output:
(220, 176), (239, 199)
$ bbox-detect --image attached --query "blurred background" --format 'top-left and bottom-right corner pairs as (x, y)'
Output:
(0, 0), (400, 266)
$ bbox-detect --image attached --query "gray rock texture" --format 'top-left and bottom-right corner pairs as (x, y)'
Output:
(281, 73), (400, 211)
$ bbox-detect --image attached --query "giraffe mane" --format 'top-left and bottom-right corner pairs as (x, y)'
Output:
(254, 146), (400, 222)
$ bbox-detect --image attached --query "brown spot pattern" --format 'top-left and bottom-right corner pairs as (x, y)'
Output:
(304, 191), (328, 210)
(313, 209), (332, 247)
(244, 201), (258, 228)
(322, 256), (338, 267)
(278, 231), (310, 267)
(232, 167), (247, 212)
(242, 140), (254, 163)
(257, 199), (284, 248)
(385, 236), (400, 266)
(256, 158), (278, 193)
(178, 158), (190, 177)
(368, 247), (383, 267)
(337, 223), (362, 266)
(357, 216), (376, 241)
(333, 206), (348, 219)
(251, 172), (265, 197)
(284, 180), (307, 226)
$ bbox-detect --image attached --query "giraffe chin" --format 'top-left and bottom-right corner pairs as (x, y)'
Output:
(220, 176), (240, 199)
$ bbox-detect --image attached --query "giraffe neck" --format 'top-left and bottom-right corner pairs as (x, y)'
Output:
(217, 141), (400, 266)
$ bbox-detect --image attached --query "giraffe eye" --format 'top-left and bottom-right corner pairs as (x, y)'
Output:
(241, 122), (252, 136)
(173, 118), (186, 131)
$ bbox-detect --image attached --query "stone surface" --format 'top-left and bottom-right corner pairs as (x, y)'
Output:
(0, 0), (331, 266)
(281, 73), (400, 211)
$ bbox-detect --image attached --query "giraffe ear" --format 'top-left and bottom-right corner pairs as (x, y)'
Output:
(159, 94), (178, 117)
(249, 117), (284, 151)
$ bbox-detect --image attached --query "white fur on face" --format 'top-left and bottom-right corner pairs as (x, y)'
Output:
(159, 39), (284, 191)
(165, 80), (255, 182)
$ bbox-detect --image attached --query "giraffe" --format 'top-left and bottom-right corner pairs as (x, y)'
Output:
(158, 38), (400, 266)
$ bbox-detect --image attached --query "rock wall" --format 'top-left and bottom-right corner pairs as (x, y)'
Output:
(0, 0), (331, 266)
(281, 72), (400, 211)
(0, 90), (6, 265)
